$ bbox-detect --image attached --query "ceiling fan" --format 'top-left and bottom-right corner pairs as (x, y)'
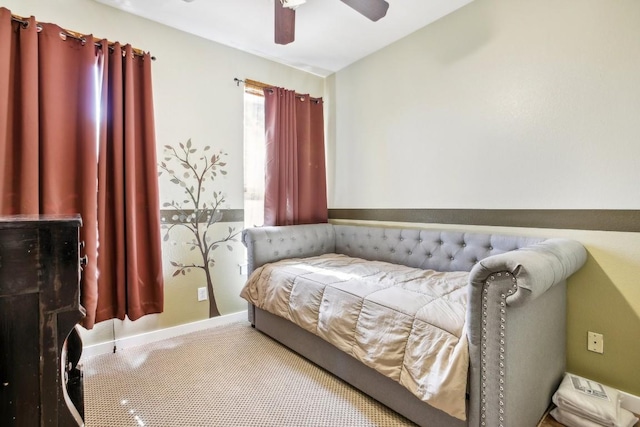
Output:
(275, 0), (390, 45)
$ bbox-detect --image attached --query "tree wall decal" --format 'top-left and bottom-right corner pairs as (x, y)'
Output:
(158, 139), (239, 318)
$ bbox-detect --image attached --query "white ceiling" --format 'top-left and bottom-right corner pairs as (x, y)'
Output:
(94, 0), (473, 76)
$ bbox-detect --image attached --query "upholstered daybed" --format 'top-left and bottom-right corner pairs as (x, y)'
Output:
(241, 223), (587, 427)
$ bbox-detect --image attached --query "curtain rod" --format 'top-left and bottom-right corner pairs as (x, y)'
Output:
(10, 14), (156, 60)
(234, 78), (321, 103)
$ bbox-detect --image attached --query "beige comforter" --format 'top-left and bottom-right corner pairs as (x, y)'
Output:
(240, 254), (470, 420)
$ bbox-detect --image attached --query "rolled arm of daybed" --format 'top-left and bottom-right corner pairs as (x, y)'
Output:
(466, 238), (587, 427)
(469, 238), (587, 307)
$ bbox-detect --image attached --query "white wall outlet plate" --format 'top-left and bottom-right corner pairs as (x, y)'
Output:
(197, 287), (208, 302)
(239, 263), (248, 276)
(587, 331), (604, 354)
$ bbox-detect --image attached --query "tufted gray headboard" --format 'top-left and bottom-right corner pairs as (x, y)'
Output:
(242, 223), (336, 274)
(242, 223), (545, 274)
(334, 225), (544, 273)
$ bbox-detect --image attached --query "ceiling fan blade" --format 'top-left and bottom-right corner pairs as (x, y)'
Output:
(340, 0), (389, 22)
(275, 1), (296, 45)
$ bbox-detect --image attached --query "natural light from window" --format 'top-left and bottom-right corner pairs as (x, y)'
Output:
(243, 90), (266, 229)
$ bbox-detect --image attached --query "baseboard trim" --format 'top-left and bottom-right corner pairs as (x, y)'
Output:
(81, 311), (247, 358)
(621, 390), (640, 415)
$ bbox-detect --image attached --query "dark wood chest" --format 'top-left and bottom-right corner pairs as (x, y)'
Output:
(0, 215), (85, 426)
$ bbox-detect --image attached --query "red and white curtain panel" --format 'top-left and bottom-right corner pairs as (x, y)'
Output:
(0, 8), (164, 328)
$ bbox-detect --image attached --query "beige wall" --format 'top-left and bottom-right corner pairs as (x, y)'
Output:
(4, 0), (325, 345)
(329, 0), (640, 209)
(329, 0), (640, 396)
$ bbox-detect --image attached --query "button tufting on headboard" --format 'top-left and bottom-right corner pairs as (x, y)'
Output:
(334, 225), (546, 272)
(243, 223), (548, 274)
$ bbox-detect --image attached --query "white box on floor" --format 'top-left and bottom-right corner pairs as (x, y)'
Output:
(551, 374), (638, 427)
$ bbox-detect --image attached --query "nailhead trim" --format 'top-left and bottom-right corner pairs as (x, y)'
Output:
(480, 271), (517, 427)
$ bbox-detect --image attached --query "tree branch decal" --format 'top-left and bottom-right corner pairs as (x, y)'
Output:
(158, 138), (239, 317)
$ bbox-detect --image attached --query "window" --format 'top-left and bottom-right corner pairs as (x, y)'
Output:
(243, 82), (266, 229)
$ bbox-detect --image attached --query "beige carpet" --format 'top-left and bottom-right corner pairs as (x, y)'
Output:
(83, 321), (416, 427)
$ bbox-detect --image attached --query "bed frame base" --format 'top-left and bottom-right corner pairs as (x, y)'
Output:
(252, 306), (467, 427)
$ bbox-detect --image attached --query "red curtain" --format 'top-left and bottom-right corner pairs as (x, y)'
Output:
(95, 42), (163, 323)
(263, 87), (327, 225)
(0, 8), (163, 328)
(0, 10), (100, 326)
(0, 9), (39, 213)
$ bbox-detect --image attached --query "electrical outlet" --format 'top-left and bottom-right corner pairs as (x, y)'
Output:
(239, 263), (248, 276)
(587, 331), (604, 354)
(197, 287), (208, 302)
